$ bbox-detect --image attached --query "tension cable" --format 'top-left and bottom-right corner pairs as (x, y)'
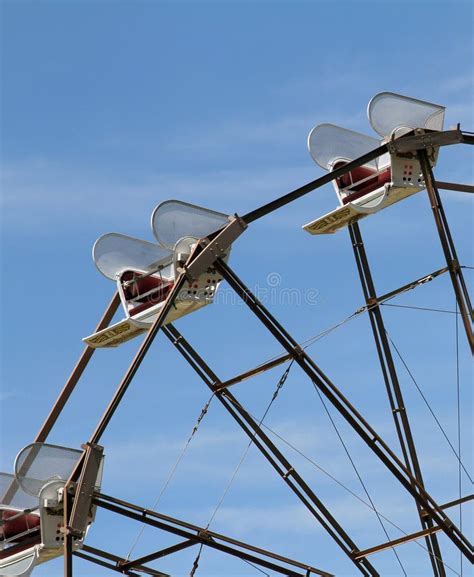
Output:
(188, 361), (294, 576)
(386, 332), (473, 485)
(221, 397), (461, 576)
(126, 392), (216, 561)
(311, 382), (407, 576)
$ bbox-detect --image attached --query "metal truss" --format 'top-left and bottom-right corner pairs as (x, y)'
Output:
(86, 492), (334, 577)
(21, 128), (472, 577)
(349, 221), (445, 576)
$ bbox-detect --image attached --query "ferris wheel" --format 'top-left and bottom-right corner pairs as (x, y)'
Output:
(1, 92), (472, 577)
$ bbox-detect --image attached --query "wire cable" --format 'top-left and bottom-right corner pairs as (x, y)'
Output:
(126, 393), (216, 561)
(386, 332), (473, 485)
(311, 382), (407, 576)
(188, 362), (294, 576)
(220, 395), (461, 576)
(382, 303), (460, 315)
(226, 264), (452, 393)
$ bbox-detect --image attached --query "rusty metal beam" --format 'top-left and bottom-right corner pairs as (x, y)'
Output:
(215, 353), (293, 392)
(436, 181), (474, 193)
(419, 150), (474, 353)
(35, 292), (121, 443)
(422, 494), (474, 518)
(243, 129), (473, 225)
(354, 526), (444, 560)
(118, 540), (197, 571)
(88, 273), (188, 445)
(162, 324), (377, 576)
(213, 258), (473, 562)
(93, 492), (334, 577)
(76, 544), (167, 576)
(349, 222), (445, 577)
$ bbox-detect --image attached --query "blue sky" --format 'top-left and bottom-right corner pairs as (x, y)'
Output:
(1, 1), (473, 576)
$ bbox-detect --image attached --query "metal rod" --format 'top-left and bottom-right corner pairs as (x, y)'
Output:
(215, 353), (293, 391)
(79, 544), (168, 576)
(243, 143), (388, 224)
(215, 266), (449, 395)
(242, 129), (473, 225)
(93, 493), (333, 577)
(89, 273), (188, 445)
(349, 222), (445, 577)
(35, 292), (121, 442)
(1, 293), (121, 508)
(419, 150), (474, 352)
(119, 540), (198, 571)
(162, 325), (377, 577)
(63, 488), (74, 577)
(373, 267), (449, 306)
(213, 258), (474, 562)
(436, 181), (474, 193)
(354, 526), (444, 560)
(73, 552), (141, 576)
(422, 494), (474, 517)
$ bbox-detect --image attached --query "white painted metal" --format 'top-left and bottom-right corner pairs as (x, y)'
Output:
(303, 93), (445, 235)
(368, 92), (445, 138)
(85, 201), (231, 348)
(0, 444), (103, 577)
(151, 200), (229, 250)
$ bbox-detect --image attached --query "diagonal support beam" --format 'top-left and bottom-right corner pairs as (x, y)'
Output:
(76, 544), (168, 576)
(354, 526), (444, 560)
(93, 493), (334, 577)
(435, 181), (474, 194)
(36, 292), (121, 442)
(212, 258), (473, 563)
(215, 266), (449, 395)
(118, 539), (197, 571)
(242, 129), (472, 225)
(162, 325), (378, 576)
(349, 222), (445, 577)
(418, 149), (474, 352)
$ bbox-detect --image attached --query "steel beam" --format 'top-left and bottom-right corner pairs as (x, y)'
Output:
(93, 493), (333, 577)
(349, 222), (445, 577)
(162, 324), (377, 576)
(212, 258), (473, 562)
(243, 129), (473, 225)
(355, 526), (444, 560)
(75, 544), (167, 576)
(89, 272), (188, 445)
(118, 540), (197, 571)
(436, 181), (474, 194)
(35, 292), (121, 442)
(419, 150), (474, 352)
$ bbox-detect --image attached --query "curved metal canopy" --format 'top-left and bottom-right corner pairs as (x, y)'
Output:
(368, 92), (445, 138)
(307, 123), (381, 170)
(151, 200), (229, 250)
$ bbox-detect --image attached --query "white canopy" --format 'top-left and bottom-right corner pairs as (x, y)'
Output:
(368, 92), (445, 138)
(93, 233), (173, 280)
(307, 124), (381, 171)
(151, 200), (229, 250)
(14, 443), (83, 497)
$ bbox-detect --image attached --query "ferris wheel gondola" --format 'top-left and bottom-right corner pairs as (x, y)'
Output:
(0, 444), (103, 577)
(83, 200), (231, 348)
(303, 92), (446, 234)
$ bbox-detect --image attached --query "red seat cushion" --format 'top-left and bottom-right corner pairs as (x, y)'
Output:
(121, 271), (167, 302)
(333, 161), (391, 204)
(0, 510), (40, 541)
(129, 283), (174, 317)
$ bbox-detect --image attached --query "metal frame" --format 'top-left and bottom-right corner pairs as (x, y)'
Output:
(418, 150), (474, 352)
(90, 492), (333, 577)
(161, 323), (378, 576)
(349, 221), (445, 576)
(13, 128), (472, 577)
